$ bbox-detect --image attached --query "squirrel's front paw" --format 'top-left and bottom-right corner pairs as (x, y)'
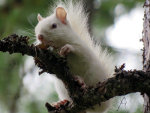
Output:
(59, 44), (74, 56)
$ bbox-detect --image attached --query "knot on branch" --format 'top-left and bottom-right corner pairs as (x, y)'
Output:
(114, 64), (127, 78)
(115, 63), (125, 73)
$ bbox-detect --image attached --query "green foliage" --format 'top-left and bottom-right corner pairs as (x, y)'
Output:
(0, 52), (24, 111)
(93, 0), (143, 28)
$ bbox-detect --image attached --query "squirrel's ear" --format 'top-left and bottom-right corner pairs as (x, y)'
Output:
(37, 13), (43, 21)
(56, 7), (67, 24)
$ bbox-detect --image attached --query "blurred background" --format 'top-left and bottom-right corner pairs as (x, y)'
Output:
(0, 0), (144, 113)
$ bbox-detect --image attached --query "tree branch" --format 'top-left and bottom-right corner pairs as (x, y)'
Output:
(0, 34), (149, 113)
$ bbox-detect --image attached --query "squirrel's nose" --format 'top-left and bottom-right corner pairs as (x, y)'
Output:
(38, 34), (44, 41)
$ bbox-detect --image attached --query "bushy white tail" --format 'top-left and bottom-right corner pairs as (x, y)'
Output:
(50, 0), (113, 75)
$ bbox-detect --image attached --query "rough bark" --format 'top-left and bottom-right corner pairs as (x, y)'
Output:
(0, 34), (150, 113)
(143, 0), (150, 112)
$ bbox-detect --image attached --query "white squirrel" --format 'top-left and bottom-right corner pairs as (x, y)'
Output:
(35, 0), (114, 113)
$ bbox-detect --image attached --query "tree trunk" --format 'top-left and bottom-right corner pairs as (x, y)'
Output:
(143, 0), (150, 112)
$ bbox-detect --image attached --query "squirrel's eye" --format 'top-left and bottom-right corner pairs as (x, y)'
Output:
(51, 23), (57, 29)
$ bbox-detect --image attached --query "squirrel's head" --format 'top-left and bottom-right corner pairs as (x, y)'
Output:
(35, 7), (72, 48)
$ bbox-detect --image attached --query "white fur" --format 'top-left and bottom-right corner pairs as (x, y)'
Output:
(35, 0), (114, 112)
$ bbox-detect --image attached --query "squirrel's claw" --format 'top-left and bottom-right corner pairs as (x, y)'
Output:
(45, 100), (70, 113)
(73, 76), (87, 92)
(59, 44), (74, 56)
